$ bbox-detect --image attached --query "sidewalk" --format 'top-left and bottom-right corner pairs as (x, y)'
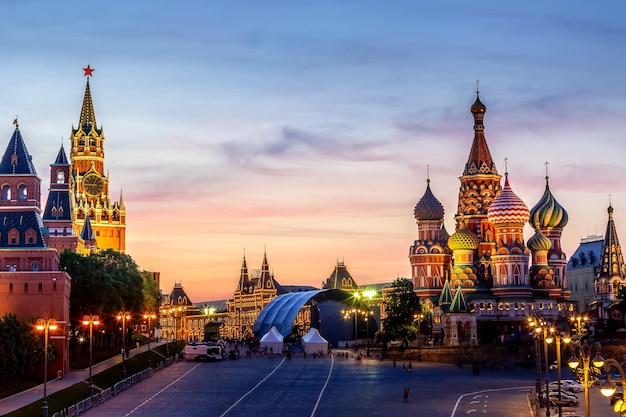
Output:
(0, 340), (171, 416)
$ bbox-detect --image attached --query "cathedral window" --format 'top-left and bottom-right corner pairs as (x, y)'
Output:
(32, 262), (40, 271)
(1, 185), (10, 200)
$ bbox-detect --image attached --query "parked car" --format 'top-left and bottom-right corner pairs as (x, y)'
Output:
(549, 396), (579, 408)
(548, 381), (582, 394)
(542, 389), (578, 400)
(558, 380), (584, 392)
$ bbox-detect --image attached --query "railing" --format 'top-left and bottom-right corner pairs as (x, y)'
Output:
(51, 359), (173, 417)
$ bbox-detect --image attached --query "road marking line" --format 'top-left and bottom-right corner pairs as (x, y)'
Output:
(450, 386), (530, 417)
(219, 357), (287, 417)
(309, 353), (334, 417)
(124, 363), (202, 416)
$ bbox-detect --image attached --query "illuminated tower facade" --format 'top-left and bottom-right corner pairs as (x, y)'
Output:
(69, 66), (126, 252)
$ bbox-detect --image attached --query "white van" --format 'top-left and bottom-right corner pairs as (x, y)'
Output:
(183, 343), (225, 361)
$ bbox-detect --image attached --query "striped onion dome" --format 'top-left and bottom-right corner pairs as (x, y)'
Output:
(414, 180), (444, 221)
(529, 177), (568, 229)
(487, 175), (530, 225)
(448, 219), (479, 251)
(527, 227), (552, 252)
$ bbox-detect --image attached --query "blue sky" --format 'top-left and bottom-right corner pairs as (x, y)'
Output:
(0, 1), (625, 301)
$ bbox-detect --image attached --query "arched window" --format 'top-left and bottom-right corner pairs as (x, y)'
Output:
(38, 283), (43, 294)
(32, 261), (40, 271)
(56, 170), (65, 184)
(24, 283), (28, 294)
(9, 283), (13, 294)
(18, 184), (27, 200)
(1, 185), (10, 200)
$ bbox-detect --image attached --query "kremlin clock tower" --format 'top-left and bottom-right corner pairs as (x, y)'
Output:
(69, 66), (126, 252)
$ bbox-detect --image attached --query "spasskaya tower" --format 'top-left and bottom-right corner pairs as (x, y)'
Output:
(70, 66), (126, 252)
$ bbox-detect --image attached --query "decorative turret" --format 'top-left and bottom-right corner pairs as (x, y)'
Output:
(448, 219), (479, 287)
(487, 169), (531, 297)
(410, 174), (452, 297)
(323, 260), (359, 290)
(529, 167), (569, 297)
(595, 204), (626, 301)
(235, 253), (251, 294)
(456, 89), (501, 267)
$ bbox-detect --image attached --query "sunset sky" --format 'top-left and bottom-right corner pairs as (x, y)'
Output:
(0, 1), (625, 302)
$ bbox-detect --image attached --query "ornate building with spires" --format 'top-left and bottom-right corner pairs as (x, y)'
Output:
(410, 91), (576, 346)
(589, 205), (626, 325)
(74, 67), (126, 252)
(224, 252), (287, 339)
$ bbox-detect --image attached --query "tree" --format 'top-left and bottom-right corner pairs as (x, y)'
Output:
(0, 314), (45, 397)
(60, 249), (158, 358)
(375, 278), (421, 348)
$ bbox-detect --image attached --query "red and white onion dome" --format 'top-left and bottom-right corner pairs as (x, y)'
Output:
(414, 180), (445, 221)
(487, 175), (530, 225)
(448, 219), (479, 251)
(529, 178), (568, 229)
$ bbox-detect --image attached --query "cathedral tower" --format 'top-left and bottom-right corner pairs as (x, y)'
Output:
(69, 66), (126, 252)
(410, 177), (452, 300)
(456, 90), (502, 282)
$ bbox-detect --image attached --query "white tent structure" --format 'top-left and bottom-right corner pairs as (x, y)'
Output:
(301, 328), (328, 355)
(260, 326), (284, 353)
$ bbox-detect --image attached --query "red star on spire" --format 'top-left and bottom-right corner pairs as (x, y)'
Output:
(83, 65), (95, 77)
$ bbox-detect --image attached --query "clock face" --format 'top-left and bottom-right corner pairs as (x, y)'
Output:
(83, 173), (104, 196)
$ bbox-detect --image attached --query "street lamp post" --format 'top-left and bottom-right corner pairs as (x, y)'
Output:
(143, 312), (156, 368)
(529, 316), (553, 417)
(567, 341), (605, 417)
(414, 313), (424, 362)
(81, 315), (100, 397)
(342, 308), (364, 349)
(36, 318), (57, 417)
(545, 329), (571, 417)
(599, 358), (626, 416)
(117, 312), (131, 379)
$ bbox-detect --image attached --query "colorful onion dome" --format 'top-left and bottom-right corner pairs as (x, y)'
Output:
(487, 174), (530, 225)
(448, 219), (479, 251)
(470, 93), (486, 114)
(527, 227), (552, 252)
(414, 179), (444, 221)
(529, 177), (568, 229)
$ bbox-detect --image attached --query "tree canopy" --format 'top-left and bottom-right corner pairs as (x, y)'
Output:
(0, 314), (46, 397)
(375, 278), (421, 347)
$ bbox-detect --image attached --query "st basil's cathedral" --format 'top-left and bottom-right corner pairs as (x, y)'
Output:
(409, 90), (575, 346)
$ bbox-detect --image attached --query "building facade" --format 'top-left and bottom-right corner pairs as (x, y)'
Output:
(409, 91), (575, 345)
(0, 122), (72, 376)
(566, 235), (603, 312)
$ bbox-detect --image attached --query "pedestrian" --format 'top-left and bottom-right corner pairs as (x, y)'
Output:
(408, 362), (412, 372)
(393, 358), (396, 368)
(404, 388), (410, 402)
(402, 363), (406, 372)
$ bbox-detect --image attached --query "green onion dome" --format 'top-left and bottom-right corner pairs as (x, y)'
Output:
(414, 180), (444, 221)
(527, 227), (552, 252)
(448, 219), (479, 251)
(529, 177), (568, 229)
